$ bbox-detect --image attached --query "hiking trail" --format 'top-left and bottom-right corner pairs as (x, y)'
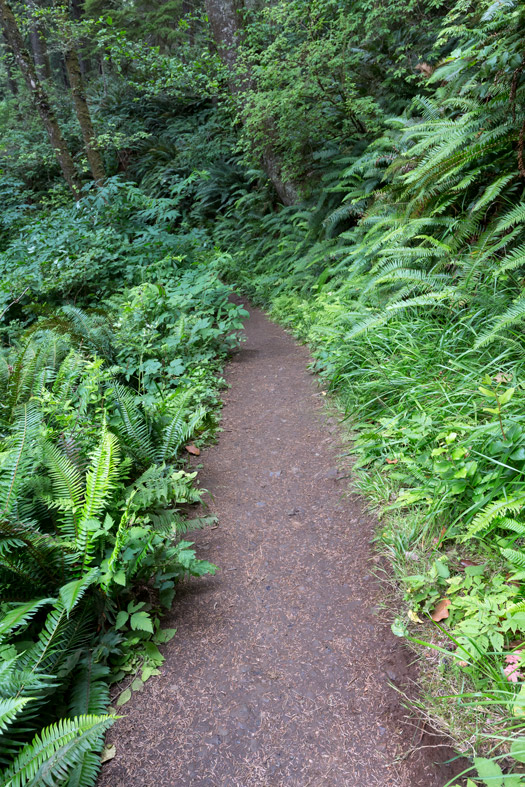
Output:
(99, 303), (460, 787)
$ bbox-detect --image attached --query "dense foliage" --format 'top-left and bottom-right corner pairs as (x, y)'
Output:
(2, 0), (525, 782)
(0, 174), (247, 781)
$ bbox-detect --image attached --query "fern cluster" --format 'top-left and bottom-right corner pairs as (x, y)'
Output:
(0, 237), (242, 781)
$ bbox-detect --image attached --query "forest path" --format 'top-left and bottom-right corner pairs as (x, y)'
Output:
(99, 303), (458, 787)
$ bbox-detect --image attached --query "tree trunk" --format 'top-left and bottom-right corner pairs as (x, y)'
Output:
(0, 0), (80, 196)
(29, 21), (51, 80)
(205, 0), (243, 72)
(64, 42), (105, 184)
(69, 0), (89, 76)
(182, 1), (194, 46)
(205, 0), (298, 205)
(1, 28), (17, 95)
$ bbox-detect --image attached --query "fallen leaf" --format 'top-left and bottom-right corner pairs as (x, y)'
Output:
(460, 559), (477, 567)
(431, 598), (451, 622)
(101, 745), (116, 764)
(408, 609), (422, 623)
(185, 444), (200, 456)
(385, 458), (398, 464)
(117, 688), (132, 706)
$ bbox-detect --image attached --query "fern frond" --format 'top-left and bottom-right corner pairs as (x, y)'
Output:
(1, 714), (114, 787)
(0, 404), (42, 517)
(111, 384), (155, 463)
(43, 442), (84, 540)
(59, 569), (99, 616)
(495, 202), (525, 234)
(0, 697), (31, 734)
(498, 517), (525, 536)
(79, 430), (120, 528)
(463, 494), (525, 539)
(501, 547), (525, 568)
(0, 598), (55, 641)
(156, 391), (204, 462)
(474, 295), (525, 348)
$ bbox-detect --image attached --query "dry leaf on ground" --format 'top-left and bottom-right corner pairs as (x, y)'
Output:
(101, 745), (116, 764)
(431, 598), (451, 622)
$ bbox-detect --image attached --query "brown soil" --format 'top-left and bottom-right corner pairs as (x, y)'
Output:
(99, 304), (463, 787)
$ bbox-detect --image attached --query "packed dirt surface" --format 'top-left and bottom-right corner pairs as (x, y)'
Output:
(99, 304), (462, 787)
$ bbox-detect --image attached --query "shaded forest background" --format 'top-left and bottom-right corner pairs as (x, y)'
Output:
(1, 0), (525, 784)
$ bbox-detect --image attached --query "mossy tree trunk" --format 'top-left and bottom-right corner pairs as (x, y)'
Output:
(0, 0), (80, 196)
(1, 29), (18, 95)
(64, 40), (105, 184)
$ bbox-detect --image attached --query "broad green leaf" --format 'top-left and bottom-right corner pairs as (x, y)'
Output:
(434, 560), (450, 579)
(510, 737), (525, 763)
(130, 612), (154, 633)
(117, 689), (132, 706)
(479, 386), (496, 398)
(498, 387), (515, 405)
(115, 611), (129, 630)
(473, 756), (503, 786)
(153, 628), (177, 644)
(112, 570), (126, 587)
(143, 642), (163, 663)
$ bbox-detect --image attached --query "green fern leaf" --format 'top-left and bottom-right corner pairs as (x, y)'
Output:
(0, 698), (31, 734)
(463, 494), (525, 540)
(59, 569), (99, 616)
(1, 714), (114, 787)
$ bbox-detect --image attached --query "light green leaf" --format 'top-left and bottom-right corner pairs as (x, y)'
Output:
(144, 641), (163, 663)
(498, 387), (515, 405)
(115, 611), (129, 630)
(153, 627), (177, 644)
(479, 386), (496, 398)
(117, 689), (132, 706)
(434, 560), (450, 579)
(510, 737), (525, 763)
(130, 612), (154, 633)
(113, 570), (126, 586)
(473, 756), (503, 786)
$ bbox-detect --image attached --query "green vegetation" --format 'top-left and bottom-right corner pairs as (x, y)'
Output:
(1, 0), (525, 781)
(0, 177), (247, 783)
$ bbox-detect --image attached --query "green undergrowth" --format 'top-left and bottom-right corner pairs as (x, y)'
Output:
(0, 179), (247, 785)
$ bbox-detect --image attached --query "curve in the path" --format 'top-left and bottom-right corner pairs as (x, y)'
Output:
(99, 305), (459, 787)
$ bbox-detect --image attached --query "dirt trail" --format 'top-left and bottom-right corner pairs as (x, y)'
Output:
(99, 304), (460, 787)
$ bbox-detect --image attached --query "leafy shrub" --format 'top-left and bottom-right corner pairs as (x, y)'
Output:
(0, 176), (246, 784)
